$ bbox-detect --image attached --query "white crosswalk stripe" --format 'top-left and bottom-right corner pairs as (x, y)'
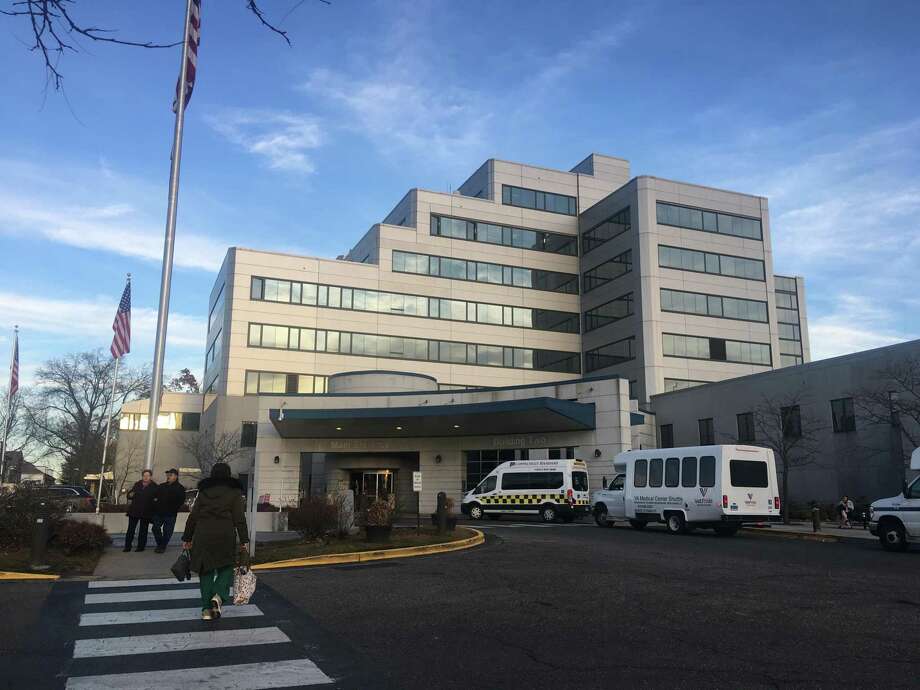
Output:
(84, 589), (200, 604)
(74, 626), (290, 658)
(80, 604), (263, 626)
(88, 577), (199, 588)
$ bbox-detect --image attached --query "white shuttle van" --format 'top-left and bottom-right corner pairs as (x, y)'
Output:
(869, 447), (920, 552)
(461, 459), (591, 522)
(591, 445), (781, 536)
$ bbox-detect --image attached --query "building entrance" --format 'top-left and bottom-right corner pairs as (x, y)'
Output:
(349, 470), (397, 504)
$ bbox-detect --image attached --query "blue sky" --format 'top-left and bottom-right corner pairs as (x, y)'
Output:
(1, 0), (919, 386)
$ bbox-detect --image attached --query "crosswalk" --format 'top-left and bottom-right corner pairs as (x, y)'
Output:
(65, 576), (335, 689)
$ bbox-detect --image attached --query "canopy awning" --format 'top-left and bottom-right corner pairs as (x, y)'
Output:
(269, 397), (595, 439)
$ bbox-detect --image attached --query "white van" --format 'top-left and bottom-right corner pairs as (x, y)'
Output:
(591, 445), (780, 536)
(461, 459), (591, 522)
(869, 447), (920, 552)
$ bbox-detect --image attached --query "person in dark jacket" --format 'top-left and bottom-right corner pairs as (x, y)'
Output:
(152, 468), (186, 553)
(124, 469), (158, 552)
(181, 463), (249, 621)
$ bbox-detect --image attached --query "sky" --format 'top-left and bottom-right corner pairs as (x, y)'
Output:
(1, 0), (919, 387)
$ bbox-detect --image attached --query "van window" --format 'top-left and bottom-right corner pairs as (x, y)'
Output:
(634, 459), (648, 487)
(475, 476), (497, 494)
(572, 471), (589, 492)
(610, 474), (625, 491)
(665, 458), (680, 487)
(500, 472), (564, 491)
(700, 456), (716, 488)
(729, 460), (769, 488)
(681, 457), (697, 487)
(649, 459), (663, 487)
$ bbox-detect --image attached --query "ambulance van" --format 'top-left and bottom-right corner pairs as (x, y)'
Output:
(461, 459), (591, 522)
(869, 447), (920, 552)
(591, 445), (781, 536)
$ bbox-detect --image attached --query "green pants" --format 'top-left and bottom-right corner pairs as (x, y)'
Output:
(199, 565), (234, 610)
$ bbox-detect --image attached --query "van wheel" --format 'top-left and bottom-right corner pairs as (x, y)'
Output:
(594, 505), (609, 527)
(539, 505), (557, 523)
(714, 523), (739, 537)
(666, 513), (686, 535)
(468, 503), (484, 520)
(879, 521), (908, 552)
(629, 519), (647, 530)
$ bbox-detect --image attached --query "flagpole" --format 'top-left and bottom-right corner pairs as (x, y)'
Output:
(0, 325), (18, 484)
(144, 0), (194, 472)
(96, 355), (120, 511)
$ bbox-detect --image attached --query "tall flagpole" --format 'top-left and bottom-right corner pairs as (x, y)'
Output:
(0, 325), (18, 484)
(96, 356), (120, 510)
(144, 0), (194, 471)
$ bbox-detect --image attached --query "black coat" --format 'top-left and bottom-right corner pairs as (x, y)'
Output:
(181, 477), (249, 573)
(126, 480), (158, 519)
(154, 481), (186, 515)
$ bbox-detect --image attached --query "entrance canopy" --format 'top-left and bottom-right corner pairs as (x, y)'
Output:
(269, 397), (595, 439)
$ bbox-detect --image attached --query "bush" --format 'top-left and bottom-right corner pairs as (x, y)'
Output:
(363, 499), (394, 527)
(287, 496), (338, 541)
(0, 486), (63, 549)
(54, 520), (110, 554)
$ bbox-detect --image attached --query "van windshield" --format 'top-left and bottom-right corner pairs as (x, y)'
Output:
(729, 460), (769, 488)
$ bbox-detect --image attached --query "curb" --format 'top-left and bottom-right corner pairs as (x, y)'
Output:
(251, 528), (485, 571)
(742, 528), (842, 543)
(0, 570), (61, 581)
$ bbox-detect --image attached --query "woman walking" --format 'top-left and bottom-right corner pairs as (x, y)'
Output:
(181, 463), (249, 621)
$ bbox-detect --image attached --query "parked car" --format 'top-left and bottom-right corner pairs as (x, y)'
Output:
(37, 485), (96, 512)
(869, 447), (920, 552)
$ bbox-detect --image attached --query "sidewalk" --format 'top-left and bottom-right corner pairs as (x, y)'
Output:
(744, 521), (877, 542)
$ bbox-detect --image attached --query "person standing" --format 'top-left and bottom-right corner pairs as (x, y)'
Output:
(181, 463), (249, 621)
(124, 469), (158, 552)
(837, 495), (851, 529)
(152, 468), (186, 553)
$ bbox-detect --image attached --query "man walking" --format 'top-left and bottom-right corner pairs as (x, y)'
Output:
(124, 469), (157, 552)
(152, 468), (186, 553)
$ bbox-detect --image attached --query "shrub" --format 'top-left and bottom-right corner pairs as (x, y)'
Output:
(54, 520), (110, 554)
(364, 499), (394, 527)
(287, 496), (338, 541)
(0, 486), (63, 549)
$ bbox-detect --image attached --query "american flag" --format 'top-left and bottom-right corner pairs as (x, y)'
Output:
(172, 0), (201, 113)
(111, 282), (131, 359)
(8, 332), (17, 398)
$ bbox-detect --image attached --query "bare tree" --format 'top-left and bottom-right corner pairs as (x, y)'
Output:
(112, 433), (144, 503)
(166, 368), (200, 394)
(747, 390), (827, 523)
(0, 387), (39, 472)
(176, 429), (243, 477)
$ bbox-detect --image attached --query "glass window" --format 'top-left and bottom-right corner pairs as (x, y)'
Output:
(240, 422), (257, 448)
(634, 459), (648, 488)
(681, 457), (697, 488)
(502, 184), (576, 215)
(572, 471), (588, 492)
(648, 459), (663, 487)
(699, 456), (716, 487)
(660, 424), (674, 448)
(781, 405), (802, 439)
(250, 278), (263, 300)
(729, 460), (769, 488)
(665, 458), (680, 487)
(774, 276), (797, 292)
(301, 283), (317, 305)
(248, 323), (261, 347)
(583, 293), (634, 332)
(585, 337), (635, 372)
(582, 207), (631, 253)
(831, 397), (856, 432)
(501, 472), (564, 491)
(583, 251), (632, 292)
(698, 418), (714, 445)
(475, 476), (497, 494)
(737, 412), (756, 443)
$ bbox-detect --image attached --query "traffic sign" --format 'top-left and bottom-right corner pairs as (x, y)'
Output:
(412, 471), (422, 492)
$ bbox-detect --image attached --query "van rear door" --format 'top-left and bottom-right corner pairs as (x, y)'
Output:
(724, 454), (774, 516)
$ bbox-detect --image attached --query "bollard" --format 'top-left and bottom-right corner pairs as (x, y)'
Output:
(30, 499), (51, 571)
(811, 506), (821, 533)
(436, 491), (447, 535)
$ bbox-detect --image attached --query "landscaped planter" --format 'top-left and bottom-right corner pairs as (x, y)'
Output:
(364, 525), (393, 543)
(429, 514), (458, 531)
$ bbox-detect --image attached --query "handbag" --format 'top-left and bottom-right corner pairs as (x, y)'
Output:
(233, 566), (257, 605)
(170, 548), (192, 582)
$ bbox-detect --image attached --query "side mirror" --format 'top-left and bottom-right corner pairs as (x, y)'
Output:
(602, 476), (608, 489)
(903, 481), (909, 498)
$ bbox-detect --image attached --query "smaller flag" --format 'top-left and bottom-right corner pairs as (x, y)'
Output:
(8, 332), (18, 398)
(111, 282), (131, 359)
(172, 0), (201, 113)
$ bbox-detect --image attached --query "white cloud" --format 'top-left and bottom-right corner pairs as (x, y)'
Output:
(205, 109), (322, 174)
(807, 293), (917, 361)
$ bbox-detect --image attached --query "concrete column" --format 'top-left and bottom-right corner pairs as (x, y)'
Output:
(419, 449), (463, 514)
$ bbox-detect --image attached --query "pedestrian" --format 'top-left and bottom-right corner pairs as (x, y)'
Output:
(837, 495), (851, 529)
(124, 469), (158, 552)
(181, 463), (249, 621)
(152, 468), (186, 553)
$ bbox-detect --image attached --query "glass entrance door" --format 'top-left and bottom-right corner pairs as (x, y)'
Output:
(350, 470), (396, 503)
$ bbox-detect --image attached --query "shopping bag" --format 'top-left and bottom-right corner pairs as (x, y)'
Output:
(233, 566), (257, 605)
(170, 548), (191, 582)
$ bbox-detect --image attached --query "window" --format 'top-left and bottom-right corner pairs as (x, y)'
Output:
(180, 412), (200, 432)
(665, 458), (680, 487)
(609, 475), (625, 491)
(736, 412), (755, 443)
(585, 337), (635, 372)
(781, 405), (802, 439)
(583, 293), (634, 331)
(572, 471), (589, 492)
(583, 251), (632, 292)
(244, 371), (328, 395)
(240, 422), (257, 448)
(634, 459), (648, 488)
(729, 460), (769, 488)
(475, 476), (497, 494)
(774, 275), (797, 292)
(663, 333), (771, 366)
(698, 418), (714, 445)
(658, 245), (765, 281)
(660, 288), (767, 323)
(208, 283), (225, 336)
(648, 458), (663, 487)
(431, 214), (577, 256)
(501, 472), (564, 491)
(699, 456), (716, 487)
(660, 424), (674, 449)
(681, 457), (697, 488)
(656, 201), (762, 240)
(502, 184), (577, 215)
(664, 378), (707, 392)
(582, 206), (630, 253)
(831, 397), (856, 432)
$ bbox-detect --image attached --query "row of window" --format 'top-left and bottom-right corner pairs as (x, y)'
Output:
(660, 288), (768, 323)
(430, 214), (577, 256)
(119, 412), (200, 432)
(502, 184), (577, 215)
(662, 333), (772, 366)
(244, 371), (329, 395)
(585, 336), (636, 373)
(659, 245), (766, 281)
(251, 276), (579, 334)
(582, 207), (631, 254)
(208, 283), (225, 337)
(464, 447), (574, 490)
(583, 293), (634, 332)
(633, 456), (717, 489)
(656, 201), (763, 240)
(247, 322), (581, 374)
(774, 276), (803, 367)
(663, 378), (707, 393)
(774, 275), (797, 292)
(205, 330), (221, 374)
(393, 250), (579, 294)
(583, 250), (632, 293)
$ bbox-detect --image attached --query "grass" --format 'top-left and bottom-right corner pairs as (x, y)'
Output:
(251, 526), (476, 564)
(0, 545), (104, 576)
